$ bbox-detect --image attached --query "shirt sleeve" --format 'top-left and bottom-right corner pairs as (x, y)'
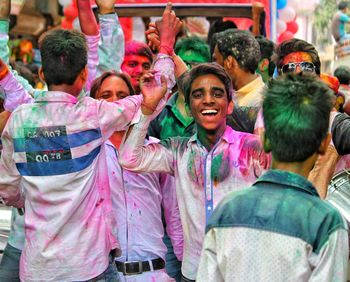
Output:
(0, 20), (9, 65)
(196, 228), (224, 282)
(85, 33), (100, 92)
(97, 13), (124, 75)
(153, 53), (176, 92)
(340, 13), (350, 23)
(309, 228), (348, 282)
(2, 70), (34, 112)
(0, 117), (24, 208)
(160, 172), (183, 261)
(119, 114), (175, 175)
(331, 112), (350, 155)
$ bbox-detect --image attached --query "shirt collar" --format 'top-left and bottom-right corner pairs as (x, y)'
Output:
(236, 75), (264, 96)
(35, 91), (78, 104)
(253, 169), (319, 197)
(188, 126), (236, 145)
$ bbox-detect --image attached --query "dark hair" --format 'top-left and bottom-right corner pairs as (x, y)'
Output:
(215, 29), (261, 74)
(334, 66), (350, 84)
(125, 40), (153, 64)
(273, 38), (321, 75)
(90, 71), (135, 99)
(183, 63), (233, 105)
(40, 29), (87, 86)
(255, 35), (276, 77)
(263, 73), (333, 162)
(339, 1), (348, 10)
(174, 36), (210, 63)
(207, 19), (237, 53)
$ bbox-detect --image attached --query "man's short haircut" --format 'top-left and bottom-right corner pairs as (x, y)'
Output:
(255, 35), (276, 76)
(40, 29), (87, 86)
(273, 38), (321, 76)
(338, 1), (348, 10)
(215, 29), (261, 74)
(90, 71), (135, 99)
(174, 36), (210, 62)
(207, 19), (237, 54)
(183, 63), (233, 105)
(124, 40), (153, 64)
(334, 66), (350, 84)
(263, 73), (333, 162)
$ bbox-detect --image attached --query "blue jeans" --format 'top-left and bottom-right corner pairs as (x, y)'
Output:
(164, 231), (182, 282)
(0, 243), (21, 282)
(81, 254), (120, 282)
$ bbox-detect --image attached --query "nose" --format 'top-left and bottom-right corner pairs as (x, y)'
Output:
(295, 64), (302, 73)
(203, 92), (214, 104)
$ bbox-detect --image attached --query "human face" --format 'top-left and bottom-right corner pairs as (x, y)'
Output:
(121, 55), (151, 92)
(281, 52), (315, 74)
(212, 45), (224, 67)
(189, 74), (233, 134)
(95, 75), (130, 102)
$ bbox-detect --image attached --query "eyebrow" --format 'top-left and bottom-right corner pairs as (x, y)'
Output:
(191, 86), (225, 94)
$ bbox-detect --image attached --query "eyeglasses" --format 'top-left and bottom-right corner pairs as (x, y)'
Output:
(281, 62), (316, 74)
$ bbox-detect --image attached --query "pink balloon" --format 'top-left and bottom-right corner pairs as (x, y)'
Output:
(276, 19), (287, 34)
(287, 20), (299, 34)
(278, 31), (294, 43)
(279, 7), (296, 23)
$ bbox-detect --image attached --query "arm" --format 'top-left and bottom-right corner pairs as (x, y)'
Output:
(0, 118), (24, 208)
(96, 0), (125, 74)
(160, 172), (183, 261)
(196, 229), (224, 282)
(331, 112), (350, 155)
(309, 229), (348, 281)
(77, 0), (99, 92)
(0, 110), (10, 134)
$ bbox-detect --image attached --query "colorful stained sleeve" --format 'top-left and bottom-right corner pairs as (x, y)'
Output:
(98, 13), (124, 75)
(308, 228), (348, 282)
(0, 20), (9, 64)
(85, 33), (100, 92)
(160, 172), (184, 261)
(153, 53), (176, 92)
(196, 228), (224, 282)
(332, 112), (350, 155)
(119, 114), (175, 175)
(0, 117), (24, 208)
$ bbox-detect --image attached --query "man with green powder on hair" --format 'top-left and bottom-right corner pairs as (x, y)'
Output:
(197, 73), (348, 281)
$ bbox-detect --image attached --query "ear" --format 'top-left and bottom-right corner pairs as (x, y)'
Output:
(185, 102), (193, 117)
(317, 133), (331, 156)
(38, 67), (45, 83)
(79, 65), (88, 84)
(227, 100), (234, 115)
(259, 58), (269, 73)
(224, 56), (235, 71)
(261, 130), (272, 153)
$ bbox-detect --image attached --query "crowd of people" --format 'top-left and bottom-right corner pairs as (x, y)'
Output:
(0, 0), (349, 281)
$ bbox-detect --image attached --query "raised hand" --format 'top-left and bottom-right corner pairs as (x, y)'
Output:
(145, 22), (160, 52)
(0, 0), (10, 20)
(96, 0), (115, 14)
(140, 72), (167, 115)
(77, 0), (98, 35)
(156, 2), (182, 55)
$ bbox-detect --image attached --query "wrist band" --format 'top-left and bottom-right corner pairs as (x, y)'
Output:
(153, 54), (174, 67)
(0, 66), (9, 81)
(141, 102), (156, 113)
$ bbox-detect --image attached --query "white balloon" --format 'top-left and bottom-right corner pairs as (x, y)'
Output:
(72, 17), (81, 32)
(279, 7), (296, 23)
(58, 0), (72, 7)
(276, 19), (287, 34)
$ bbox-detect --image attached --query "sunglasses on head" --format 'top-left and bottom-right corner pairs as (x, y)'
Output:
(281, 62), (316, 74)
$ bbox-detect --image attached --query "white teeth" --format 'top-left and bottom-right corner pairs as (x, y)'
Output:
(201, 109), (218, 114)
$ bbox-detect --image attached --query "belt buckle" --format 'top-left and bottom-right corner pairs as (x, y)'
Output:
(123, 261), (143, 275)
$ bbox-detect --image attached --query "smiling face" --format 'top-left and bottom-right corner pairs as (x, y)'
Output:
(189, 73), (233, 134)
(95, 75), (130, 102)
(121, 55), (151, 93)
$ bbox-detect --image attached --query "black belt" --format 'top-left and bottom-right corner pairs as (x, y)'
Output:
(115, 258), (165, 275)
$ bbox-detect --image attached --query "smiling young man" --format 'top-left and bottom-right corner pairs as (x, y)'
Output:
(119, 63), (270, 281)
(197, 74), (348, 282)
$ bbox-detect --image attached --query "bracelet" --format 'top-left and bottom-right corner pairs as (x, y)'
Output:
(153, 54), (174, 67)
(160, 45), (174, 56)
(0, 66), (9, 81)
(141, 102), (156, 113)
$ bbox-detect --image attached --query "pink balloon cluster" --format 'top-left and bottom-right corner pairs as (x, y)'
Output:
(276, 0), (299, 43)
